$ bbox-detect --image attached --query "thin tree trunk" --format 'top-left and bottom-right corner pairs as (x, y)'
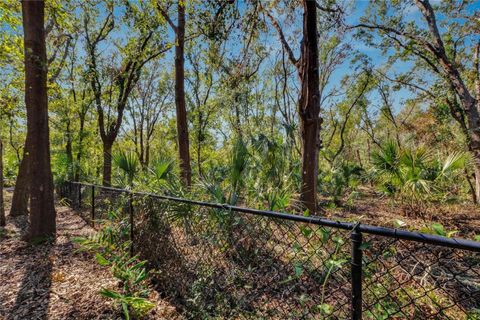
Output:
(0, 137), (5, 227)
(139, 124), (145, 168)
(197, 138), (202, 178)
(298, 0), (321, 214)
(66, 119), (74, 181)
(22, 0), (56, 240)
(175, 2), (192, 186)
(464, 169), (477, 204)
(102, 141), (113, 187)
(74, 116), (86, 182)
(197, 111), (203, 177)
(145, 143), (150, 168)
(472, 149), (480, 204)
(463, 98), (480, 203)
(10, 149), (29, 217)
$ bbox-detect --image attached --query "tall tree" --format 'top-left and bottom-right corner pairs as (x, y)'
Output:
(157, 0), (192, 186)
(84, 1), (167, 186)
(21, 0), (56, 239)
(126, 63), (171, 168)
(265, 1), (328, 213)
(186, 45), (217, 177)
(10, 149), (29, 217)
(11, 0), (72, 215)
(0, 136), (5, 227)
(355, 0), (480, 202)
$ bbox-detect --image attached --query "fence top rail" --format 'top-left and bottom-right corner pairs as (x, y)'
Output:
(68, 181), (480, 252)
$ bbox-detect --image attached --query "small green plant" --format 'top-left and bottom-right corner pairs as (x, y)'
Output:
(318, 161), (364, 205)
(420, 223), (458, 238)
(150, 156), (175, 184)
(100, 289), (155, 320)
(74, 215), (155, 319)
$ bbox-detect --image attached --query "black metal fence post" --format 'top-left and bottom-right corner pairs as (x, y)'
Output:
(68, 181), (72, 204)
(91, 185), (95, 227)
(78, 184), (82, 209)
(129, 193), (134, 257)
(351, 227), (363, 320)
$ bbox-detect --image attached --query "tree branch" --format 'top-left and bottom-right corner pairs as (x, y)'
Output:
(156, 2), (177, 33)
(263, 9), (300, 69)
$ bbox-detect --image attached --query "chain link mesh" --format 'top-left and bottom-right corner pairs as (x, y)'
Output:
(60, 182), (480, 319)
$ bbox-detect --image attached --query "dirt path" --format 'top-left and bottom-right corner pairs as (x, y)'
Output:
(0, 200), (179, 319)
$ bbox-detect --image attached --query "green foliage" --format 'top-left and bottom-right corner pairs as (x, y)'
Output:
(151, 156), (175, 183)
(318, 162), (364, 205)
(371, 141), (467, 205)
(114, 151), (139, 186)
(74, 213), (154, 319)
(420, 223), (458, 238)
(100, 288), (155, 320)
(229, 136), (249, 198)
(200, 136), (249, 206)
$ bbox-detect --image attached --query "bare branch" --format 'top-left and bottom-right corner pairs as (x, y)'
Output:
(156, 2), (177, 33)
(48, 35), (72, 84)
(263, 9), (300, 69)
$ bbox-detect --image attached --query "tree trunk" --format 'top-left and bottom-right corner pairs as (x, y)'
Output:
(464, 169), (477, 204)
(10, 149), (29, 217)
(0, 137), (5, 227)
(74, 113), (87, 182)
(175, 2), (192, 186)
(298, 0), (321, 214)
(22, 0), (56, 240)
(102, 140), (113, 187)
(471, 148), (480, 204)
(461, 97), (480, 203)
(145, 143), (150, 168)
(197, 111), (203, 177)
(66, 119), (74, 181)
(197, 138), (203, 178)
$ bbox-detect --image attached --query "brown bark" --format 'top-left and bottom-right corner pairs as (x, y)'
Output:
(22, 0), (56, 240)
(102, 141), (113, 187)
(0, 137), (5, 227)
(10, 148), (29, 217)
(298, 0), (321, 214)
(65, 118), (74, 181)
(74, 109), (87, 181)
(175, 2), (192, 186)
(158, 1), (192, 186)
(265, 1), (322, 214)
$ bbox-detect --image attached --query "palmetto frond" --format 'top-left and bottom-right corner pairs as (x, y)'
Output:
(114, 151), (139, 185)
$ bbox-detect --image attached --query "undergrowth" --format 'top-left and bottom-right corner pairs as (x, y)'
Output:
(73, 210), (155, 319)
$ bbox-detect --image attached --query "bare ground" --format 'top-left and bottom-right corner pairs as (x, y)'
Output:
(0, 192), (180, 320)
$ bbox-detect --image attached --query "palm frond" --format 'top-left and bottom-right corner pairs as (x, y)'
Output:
(441, 151), (466, 175)
(113, 151), (139, 185)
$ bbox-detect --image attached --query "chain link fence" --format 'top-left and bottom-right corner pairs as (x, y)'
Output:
(59, 182), (480, 319)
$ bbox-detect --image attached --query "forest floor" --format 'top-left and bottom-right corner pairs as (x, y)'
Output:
(325, 187), (480, 239)
(0, 191), (180, 320)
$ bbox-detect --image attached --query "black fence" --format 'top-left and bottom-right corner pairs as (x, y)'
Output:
(59, 181), (480, 320)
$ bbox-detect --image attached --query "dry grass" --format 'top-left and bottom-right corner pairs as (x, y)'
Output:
(325, 187), (480, 238)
